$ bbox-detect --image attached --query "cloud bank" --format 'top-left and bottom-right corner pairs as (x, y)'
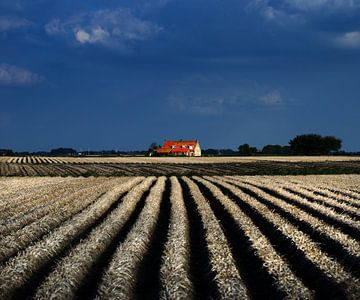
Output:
(168, 76), (285, 115)
(335, 31), (360, 48)
(0, 64), (43, 86)
(0, 15), (31, 32)
(45, 9), (162, 49)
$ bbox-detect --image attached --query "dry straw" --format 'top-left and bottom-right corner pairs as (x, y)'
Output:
(242, 177), (360, 221)
(34, 177), (156, 299)
(160, 176), (192, 299)
(0, 178), (126, 261)
(222, 176), (360, 263)
(97, 177), (166, 299)
(208, 176), (360, 299)
(182, 176), (249, 299)
(194, 176), (313, 299)
(0, 177), (143, 299)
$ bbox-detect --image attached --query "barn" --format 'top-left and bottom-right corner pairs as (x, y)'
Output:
(155, 140), (201, 157)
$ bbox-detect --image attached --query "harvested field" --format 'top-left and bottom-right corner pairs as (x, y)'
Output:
(3, 155), (360, 164)
(1, 159), (360, 176)
(0, 175), (359, 299)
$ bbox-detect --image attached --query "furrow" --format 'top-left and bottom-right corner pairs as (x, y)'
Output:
(206, 176), (360, 299)
(0, 177), (143, 299)
(222, 176), (360, 277)
(0, 178), (126, 262)
(242, 178), (360, 239)
(193, 176), (312, 299)
(159, 177), (192, 300)
(96, 177), (166, 299)
(181, 177), (249, 299)
(33, 177), (156, 299)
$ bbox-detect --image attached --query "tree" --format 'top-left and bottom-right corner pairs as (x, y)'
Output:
(322, 136), (342, 154)
(238, 144), (257, 156)
(50, 148), (77, 156)
(202, 148), (219, 156)
(147, 142), (159, 156)
(262, 145), (291, 155)
(289, 134), (342, 155)
(148, 143), (159, 151)
(0, 149), (14, 156)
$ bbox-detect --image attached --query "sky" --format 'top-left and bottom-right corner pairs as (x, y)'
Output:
(0, 0), (360, 152)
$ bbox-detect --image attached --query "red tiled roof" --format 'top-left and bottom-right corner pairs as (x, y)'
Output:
(156, 148), (172, 153)
(155, 140), (198, 154)
(163, 140), (197, 148)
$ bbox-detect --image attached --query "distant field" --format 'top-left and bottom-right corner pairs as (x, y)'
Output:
(1, 157), (360, 176)
(2, 155), (360, 164)
(0, 175), (359, 299)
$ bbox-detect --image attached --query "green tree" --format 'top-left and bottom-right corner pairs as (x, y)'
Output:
(289, 134), (342, 155)
(147, 142), (159, 156)
(148, 143), (159, 151)
(50, 148), (77, 156)
(238, 144), (257, 156)
(0, 149), (14, 156)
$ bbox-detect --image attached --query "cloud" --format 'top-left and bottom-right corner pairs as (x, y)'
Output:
(0, 64), (43, 86)
(45, 9), (162, 49)
(169, 95), (226, 115)
(44, 18), (65, 35)
(284, 0), (360, 11)
(246, 0), (360, 26)
(260, 90), (283, 105)
(335, 31), (360, 48)
(167, 76), (285, 115)
(0, 15), (31, 32)
(248, 0), (360, 12)
(245, 1), (304, 25)
(74, 27), (110, 44)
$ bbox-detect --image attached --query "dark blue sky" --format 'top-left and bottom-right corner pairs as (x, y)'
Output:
(1, 0), (360, 152)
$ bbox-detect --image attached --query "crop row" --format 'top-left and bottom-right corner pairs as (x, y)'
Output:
(0, 175), (359, 299)
(6, 157), (67, 164)
(2, 160), (360, 177)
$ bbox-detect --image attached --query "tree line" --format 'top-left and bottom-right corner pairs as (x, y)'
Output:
(237, 134), (342, 156)
(0, 134), (355, 157)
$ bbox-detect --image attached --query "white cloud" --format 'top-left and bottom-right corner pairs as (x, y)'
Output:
(45, 9), (162, 48)
(285, 0), (359, 11)
(0, 15), (31, 32)
(335, 31), (360, 48)
(246, 1), (304, 25)
(0, 64), (43, 86)
(246, 0), (360, 26)
(75, 29), (91, 44)
(248, 0), (359, 12)
(167, 76), (286, 115)
(260, 90), (283, 105)
(169, 95), (226, 115)
(44, 18), (65, 35)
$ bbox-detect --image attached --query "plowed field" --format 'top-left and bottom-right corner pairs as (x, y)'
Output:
(0, 175), (359, 299)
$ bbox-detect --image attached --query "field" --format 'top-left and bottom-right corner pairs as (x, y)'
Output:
(3, 155), (360, 164)
(1, 156), (360, 176)
(0, 175), (359, 299)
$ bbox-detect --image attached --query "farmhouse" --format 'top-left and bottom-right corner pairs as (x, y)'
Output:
(155, 140), (201, 157)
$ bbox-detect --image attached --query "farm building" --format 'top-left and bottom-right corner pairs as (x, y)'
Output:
(155, 140), (201, 157)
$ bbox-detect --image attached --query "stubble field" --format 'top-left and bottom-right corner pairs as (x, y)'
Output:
(0, 175), (359, 299)
(1, 156), (360, 176)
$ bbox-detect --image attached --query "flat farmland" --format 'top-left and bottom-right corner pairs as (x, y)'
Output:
(1, 156), (360, 176)
(0, 175), (360, 299)
(3, 155), (360, 164)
